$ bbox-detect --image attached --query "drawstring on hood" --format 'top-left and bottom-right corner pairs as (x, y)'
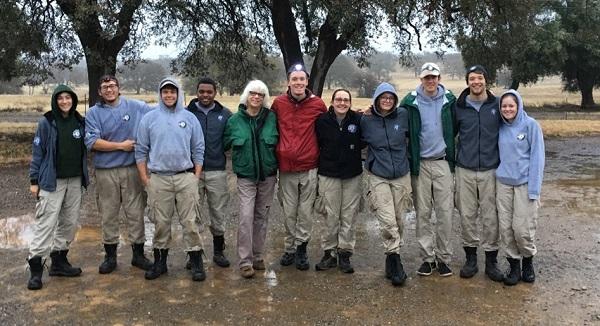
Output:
(371, 83), (398, 117)
(158, 77), (185, 113)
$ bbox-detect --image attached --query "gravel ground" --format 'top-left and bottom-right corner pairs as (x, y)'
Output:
(0, 137), (599, 325)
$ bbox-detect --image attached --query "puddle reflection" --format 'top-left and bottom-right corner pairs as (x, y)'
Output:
(0, 214), (35, 249)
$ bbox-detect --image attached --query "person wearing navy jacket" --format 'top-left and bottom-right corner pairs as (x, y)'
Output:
(361, 82), (411, 286)
(314, 89), (363, 274)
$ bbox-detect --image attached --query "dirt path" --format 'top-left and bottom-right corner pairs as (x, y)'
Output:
(0, 137), (599, 325)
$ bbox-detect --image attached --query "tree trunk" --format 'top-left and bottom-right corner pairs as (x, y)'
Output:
(510, 78), (520, 90)
(579, 83), (596, 109)
(270, 0), (303, 71)
(309, 15), (349, 97)
(85, 52), (118, 105)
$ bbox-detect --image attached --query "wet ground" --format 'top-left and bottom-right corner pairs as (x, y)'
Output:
(1, 137), (599, 325)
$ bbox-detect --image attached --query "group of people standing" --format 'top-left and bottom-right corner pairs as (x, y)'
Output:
(26, 62), (544, 291)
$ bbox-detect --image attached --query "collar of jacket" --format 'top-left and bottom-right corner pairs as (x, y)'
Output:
(286, 88), (313, 104)
(44, 110), (84, 124)
(456, 88), (496, 108)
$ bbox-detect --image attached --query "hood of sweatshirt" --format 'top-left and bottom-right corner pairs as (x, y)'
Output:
(416, 84), (446, 103)
(500, 89), (527, 126)
(51, 84), (78, 118)
(157, 77), (185, 113)
(371, 82), (398, 117)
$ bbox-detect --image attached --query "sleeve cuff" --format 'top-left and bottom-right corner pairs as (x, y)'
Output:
(30, 179), (38, 186)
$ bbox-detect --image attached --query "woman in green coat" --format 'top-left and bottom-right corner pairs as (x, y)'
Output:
(224, 80), (278, 278)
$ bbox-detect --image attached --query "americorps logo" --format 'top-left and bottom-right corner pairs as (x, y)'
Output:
(347, 124), (357, 133)
(179, 121), (187, 128)
(72, 129), (81, 139)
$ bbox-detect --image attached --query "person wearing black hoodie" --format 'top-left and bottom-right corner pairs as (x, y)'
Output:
(27, 84), (89, 290)
(314, 89), (363, 274)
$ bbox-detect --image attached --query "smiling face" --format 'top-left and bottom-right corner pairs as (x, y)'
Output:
(161, 86), (178, 108)
(420, 75), (441, 96)
(331, 90), (351, 117)
(247, 90), (265, 110)
(56, 92), (73, 116)
(377, 92), (396, 114)
(467, 72), (486, 96)
(98, 80), (119, 105)
(501, 95), (518, 122)
(197, 83), (216, 107)
(287, 71), (308, 98)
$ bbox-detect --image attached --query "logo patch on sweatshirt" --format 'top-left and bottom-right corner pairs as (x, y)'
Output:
(72, 129), (81, 139)
(179, 121), (187, 128)
(517, 133), (526, 141)
(491, 109), (497, 115)
(347, 124), (357, 133)
(122, 114), (130, 121)
(33, 136), (40, 146)
(218, 115), (223, 121)
(394, 124), (399, 131)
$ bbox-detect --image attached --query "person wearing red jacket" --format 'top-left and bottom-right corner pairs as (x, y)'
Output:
(271, 64), (327, 270)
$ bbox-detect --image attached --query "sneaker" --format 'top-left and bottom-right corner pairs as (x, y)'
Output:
(253, 260), (266, 270)
(437, 261), (453, 277)
(240, 266), (255, 279)
(280, 252), (295, 266)
(417, 261), (436, 276)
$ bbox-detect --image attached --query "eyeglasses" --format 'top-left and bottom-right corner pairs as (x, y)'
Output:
(333, 98), (350, 103)
(249, 91), (265, 98)
(100, 84), (118, 91)
(379, 96), (395, 102)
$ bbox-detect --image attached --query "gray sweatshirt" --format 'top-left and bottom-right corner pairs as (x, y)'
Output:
(416, 84), (447, 159)
(135, 77), (205, 174)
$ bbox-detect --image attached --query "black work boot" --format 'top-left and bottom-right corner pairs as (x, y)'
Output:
(385, 254), (392, 279)
(212, 235), (230, 268)
(131, 243), (153, 271)
(295, 242), (310, 271)
(188, 250), (206, 282)
(98, 243), (118, 274)
(145, 248), (169, 280)
(315, 250), (337, 271)
(460, 247), (478, 278)
(484, 250), (504, 282)
(280, 252), (295, 266)
(388, 254), (407, 286)
(521, 256), (535, 283)
(504, 257), (521, 286)
(338, 250), (354, 274)
(27, 256), (44, 290)
(49, 250), (82, 277)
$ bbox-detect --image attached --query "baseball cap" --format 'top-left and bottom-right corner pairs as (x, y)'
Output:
(419, 62), (441, 78)
(159, 80), (177, 90)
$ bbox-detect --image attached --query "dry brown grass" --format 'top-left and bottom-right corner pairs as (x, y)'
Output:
(539, 120), (600, 138)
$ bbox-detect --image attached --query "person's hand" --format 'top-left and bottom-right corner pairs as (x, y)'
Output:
(140, 175), (150, 187)
(120, 139), (136, 152)
(30, 185), (39, 198)
(358, 105), (373, 115)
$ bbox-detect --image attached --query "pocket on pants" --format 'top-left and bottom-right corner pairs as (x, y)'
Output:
(34, 195), (49, 220)
(366, 190), (379, 212)
(314, 194), (327, 216)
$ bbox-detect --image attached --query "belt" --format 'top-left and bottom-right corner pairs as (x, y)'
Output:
(422, 156), (446, 161)
(175, 168), (195, 174)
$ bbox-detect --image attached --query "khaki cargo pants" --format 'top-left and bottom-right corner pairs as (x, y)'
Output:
(198, 170), (230, 237)
(29, 177), (83, 258)
(366, 173), (412, 255)
(147, 173), (204, 251)
(455, 167), (499, 251)
(316, 174), (362, 253)
(496, 182), (538, 259)
(95, 165), (146, 245)
(278, 169), (317, 253)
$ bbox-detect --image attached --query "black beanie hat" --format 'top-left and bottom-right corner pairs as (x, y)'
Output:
(465, 65), (488, 84)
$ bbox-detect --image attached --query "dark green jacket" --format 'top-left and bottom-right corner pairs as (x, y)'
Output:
(401, 90), (456, 176)
(224, 105), (278, 182)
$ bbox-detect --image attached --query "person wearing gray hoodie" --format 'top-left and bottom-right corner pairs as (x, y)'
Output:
(401, 63), (456, 277)
(135, 77), (207, 282)
(361, 82), (410, 286)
